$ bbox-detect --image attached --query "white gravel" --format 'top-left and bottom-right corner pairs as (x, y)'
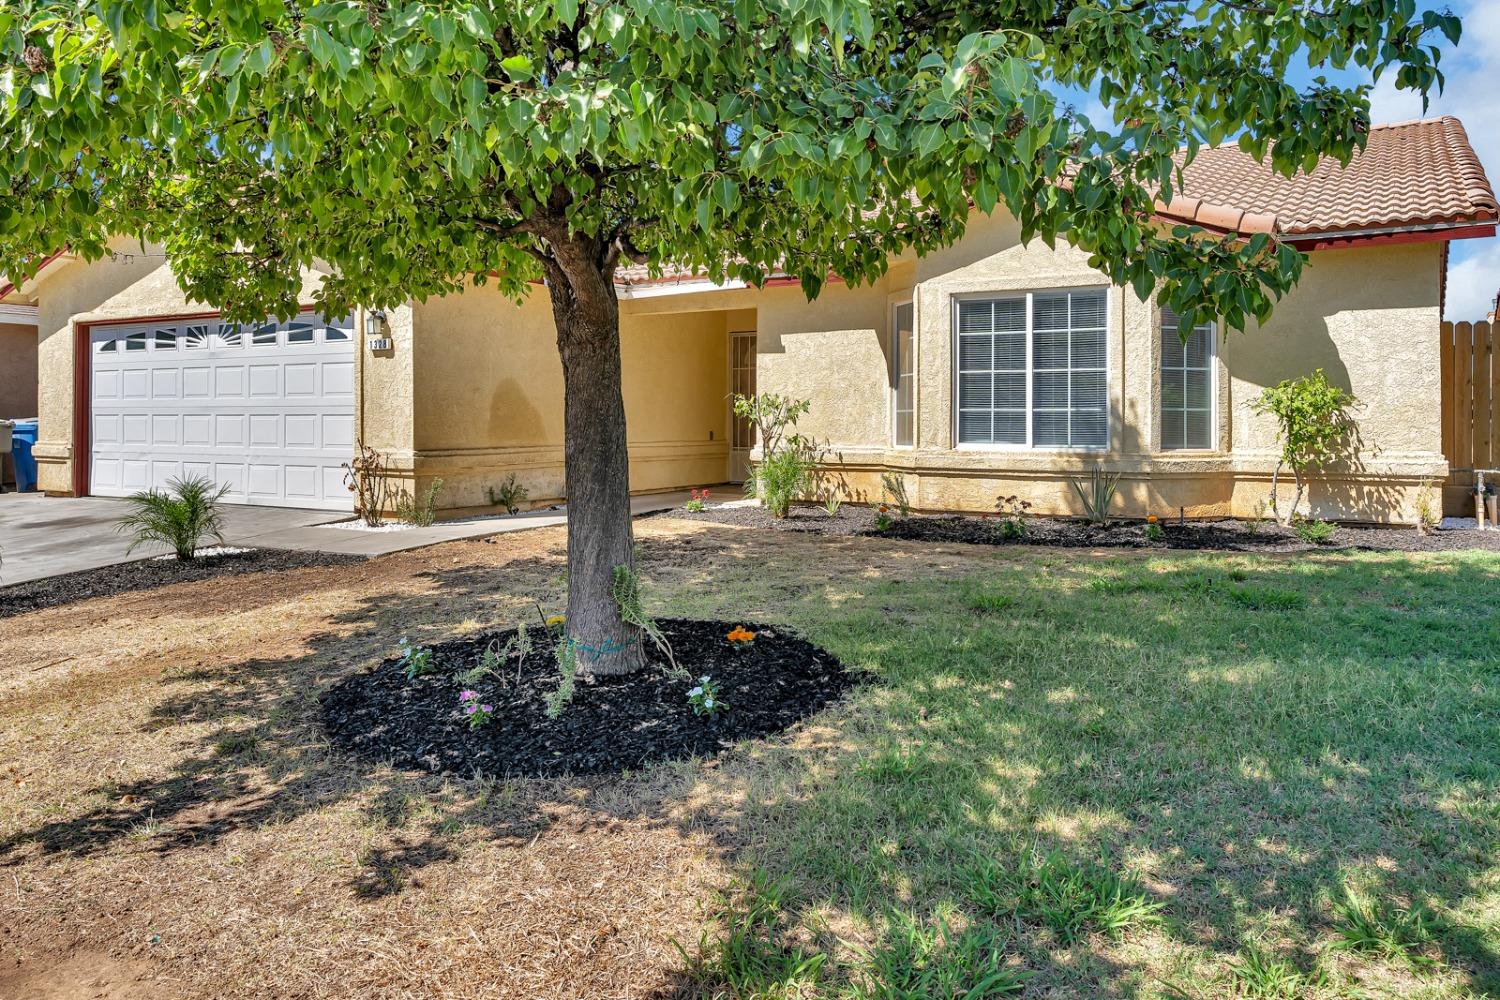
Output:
(151, 545), (252, 561)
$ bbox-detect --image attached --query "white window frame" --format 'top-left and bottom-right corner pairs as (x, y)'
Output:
(891, 299), (915, 448)
(952, 286), (1111, 452)
(1158, 308), (1218, 452)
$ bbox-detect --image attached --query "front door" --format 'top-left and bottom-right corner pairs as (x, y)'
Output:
(729, 331), (756, 483)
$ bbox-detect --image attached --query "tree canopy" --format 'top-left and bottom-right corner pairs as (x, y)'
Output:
(0, 0), (1462, 328)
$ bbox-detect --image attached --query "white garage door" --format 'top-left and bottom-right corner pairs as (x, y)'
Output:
(90, 314), (356, 510)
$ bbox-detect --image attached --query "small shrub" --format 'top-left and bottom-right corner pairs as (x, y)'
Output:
(1144, 519), (1164, 542)
(880, 471), (912, 518)
(995, 495), (1031, 539)
(821, 490), (842, 516)
(458, 689), (495, 729)
(1413, 479), (1441, 535)
(684, 487), (711, 513)
(397, 636), (434, 679)
(1070, 464), (1119, 525)
(1292, 517), (1337, 545)
(116, 475), (230, 560)
(1331, 889), (1438, 967)
(874, 505), (895, 532)
(487, 473), (529, 514)
(1253, 369), (1357, 524)
(455, 640), (505, 688)
(544, 639), (579, 718)
(968, 848), (1162, 944)
(342, 443), (392, 527)
(687, 674), (728, 717)
(759, 447), (814, 518)
(395, 476), (443, 526)
(1245, 498), (1268, 536)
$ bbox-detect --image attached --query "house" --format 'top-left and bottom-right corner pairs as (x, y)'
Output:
(11, 117), (1497, 522)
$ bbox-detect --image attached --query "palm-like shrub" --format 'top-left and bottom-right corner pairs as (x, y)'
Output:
(116, 476), (231, 560)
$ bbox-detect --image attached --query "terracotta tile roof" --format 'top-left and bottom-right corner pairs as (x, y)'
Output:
(616, 117), (1495, 290)
(1163, 116), (1497, 237)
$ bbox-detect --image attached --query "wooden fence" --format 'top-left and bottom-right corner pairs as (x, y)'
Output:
(1441, 319), (1499, 512)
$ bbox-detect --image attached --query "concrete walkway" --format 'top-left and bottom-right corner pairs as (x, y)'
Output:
(0, 489), (701, 586)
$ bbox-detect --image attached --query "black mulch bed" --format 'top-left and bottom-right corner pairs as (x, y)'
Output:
(663, 502), (1500, 553)
(0, 548), (368, 619)
(321, 618), (859, 778)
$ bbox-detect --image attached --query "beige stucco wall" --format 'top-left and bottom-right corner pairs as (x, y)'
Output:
(407, 282), (732, 510)
(748, 211), (1446, 523)
(27, 217), (1448, 523)
(0, 321), (37, 420)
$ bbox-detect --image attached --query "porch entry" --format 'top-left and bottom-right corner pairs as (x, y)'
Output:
(729, 330), (756, 482)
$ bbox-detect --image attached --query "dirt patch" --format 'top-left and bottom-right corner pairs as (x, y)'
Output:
(0, 951), (168, 1000)
(321, 618), (858, 777)
(0, 548), (368, 619)
(666, 502), (1500, 553)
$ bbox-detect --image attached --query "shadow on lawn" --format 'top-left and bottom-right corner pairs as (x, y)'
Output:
(1, 528), (1497, 997)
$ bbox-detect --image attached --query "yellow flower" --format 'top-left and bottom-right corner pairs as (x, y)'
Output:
(545, 615), (565, 627)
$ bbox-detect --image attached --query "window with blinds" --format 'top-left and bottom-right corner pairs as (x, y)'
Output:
(956, 288), (1108, 448)
(892, 302), (915, 446)
(1159, 308), (1216, 450)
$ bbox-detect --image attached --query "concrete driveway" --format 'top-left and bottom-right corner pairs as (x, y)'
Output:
(0, 493), (345, 586)
(0, 488), (705, 587)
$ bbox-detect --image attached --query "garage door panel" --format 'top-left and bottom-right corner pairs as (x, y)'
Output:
(183, 367), (212, 398)
(215, 366), (246, 397)
(215, 414), (246, 447)
(91, 315), (355, 511)
(248, 365), (280, 396)
(285, 363), (318, 397)
(151, 460), (182, 489)
(151, 368), (179, 398)
(122, 460), (149, 491)
(324, 361), (354, 396)
(122, 414), (149, 445)
(247, 464), (281, 498)
(323, 414), (353, 449)
(285, 414), (319, 448)
(151, 414), (178, 446)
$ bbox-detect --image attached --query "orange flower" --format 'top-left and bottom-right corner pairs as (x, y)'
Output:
(726, 626), (756, 644)
(1147, 515), (1159, 524)
(878, 504), (889, 513)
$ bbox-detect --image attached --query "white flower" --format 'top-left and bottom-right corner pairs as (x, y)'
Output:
(699, 675), (711, 684)
(702, 697), (715, 709)
(687, 686), (704, 698)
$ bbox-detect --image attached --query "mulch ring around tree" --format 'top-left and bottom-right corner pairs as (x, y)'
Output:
(665, 503), (1500, 553)
(321, 618), (859, 778)
(0, 548), (369, 619)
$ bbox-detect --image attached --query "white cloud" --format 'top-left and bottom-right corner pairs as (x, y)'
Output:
(1447, 240), (1500, 320)
(1370, 0), (1500, 319)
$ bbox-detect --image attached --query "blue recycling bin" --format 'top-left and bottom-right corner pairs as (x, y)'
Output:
(10, 420), (37, 492)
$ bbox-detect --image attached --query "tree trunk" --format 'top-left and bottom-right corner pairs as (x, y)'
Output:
(541, 235), (646, 676)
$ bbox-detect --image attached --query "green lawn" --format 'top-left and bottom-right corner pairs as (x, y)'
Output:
(654, 544), (1500, 999)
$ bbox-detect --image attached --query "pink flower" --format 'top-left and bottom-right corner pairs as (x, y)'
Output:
(459, 690), (476, 702)
(480, 705), (493, 713)
(464, 704), (477, 715)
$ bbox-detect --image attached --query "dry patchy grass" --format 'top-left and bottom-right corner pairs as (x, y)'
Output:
(1, 518), (1497, 1000)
